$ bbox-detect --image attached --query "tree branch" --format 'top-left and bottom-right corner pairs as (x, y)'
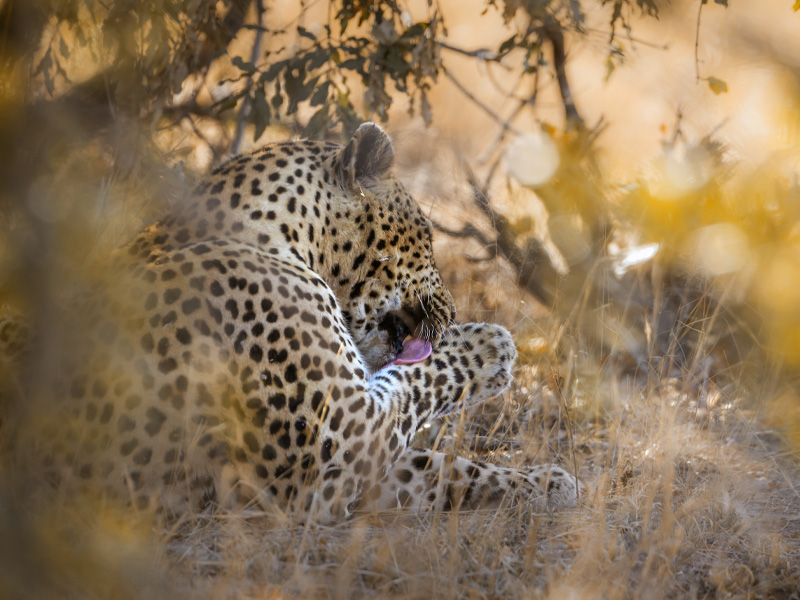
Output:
(430, 220), (499, 262)
(430, 221), (494, 248)
(231, 0), (266, 154)
(197, 0), (254, 67)
(694, 0), (704, 82)
(442, 66), (521, 133)
(437, 40), (502, 62)
(542, 18), (584, 129)
(461, 165), (554, 306)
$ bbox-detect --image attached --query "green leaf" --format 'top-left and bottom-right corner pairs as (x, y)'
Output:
(299, 75), (320, 102)
(335, 101), (361, 138)
(305, 48), (328, 72)
(339, 56), (367, 73)
(498, 34), (516, 54)
(707, 76), (728, 94)
(302, 105), (329, 138)
(263, 59), (288, 82)
(570, 0), (586, 29)
(271, 86), (284, 109)
(251, 89), (271, 141)
(285, 68), (318, 113)
(232, 56), (257, 74)
(297, 26), (316, 41)
(310, 81), (331, 106)
(713, 0), (728, 5)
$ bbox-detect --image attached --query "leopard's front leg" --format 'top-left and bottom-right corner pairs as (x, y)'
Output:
(375, 322), (518, 421)
(306, 323), (517, 522)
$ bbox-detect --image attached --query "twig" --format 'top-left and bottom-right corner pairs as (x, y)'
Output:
(437, 40), (504, 62)
(430, 221), (494, 248)
(185, 115), (223, 165)
(694, 0), (704, 82)
(583, 26), (669, 50)
(429, 221), (498, 262)
(484, 62), (526, 101)
(231, 0), (266, 154)
(477, 88), (531, 177)
(442, 66), (522, 134)
(542, 17), (584, 129)
(274, 0), (324, 33)
(478, 51), (541, 185)
(464, 253), (498, 263)
(462, 163), (553, 305)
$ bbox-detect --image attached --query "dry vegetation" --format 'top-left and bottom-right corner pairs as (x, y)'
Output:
(3, 0), (800, 598)
(153, 285), (800, 600)
(4, 254), (800, 599)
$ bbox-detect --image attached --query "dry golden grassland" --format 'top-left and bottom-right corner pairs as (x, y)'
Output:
(3, 247), (800, 600)
(2, 1), (800, 597)
(1, 134), (799, 600)
(142, 290), (800, 599)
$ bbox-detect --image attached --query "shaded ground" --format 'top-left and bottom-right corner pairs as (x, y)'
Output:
(153, 366), (800, 599)
(2, 273), (800, 599)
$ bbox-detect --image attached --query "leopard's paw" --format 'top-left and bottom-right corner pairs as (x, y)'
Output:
(439, 323), (517, 405)
(525, 465), (586, 510)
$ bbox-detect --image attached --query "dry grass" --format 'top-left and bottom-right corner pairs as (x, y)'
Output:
(2, 123), (800, 600)
(147, 352), (800, 599)
(2, 2), (799, 595)
(3, 220), (800, 599)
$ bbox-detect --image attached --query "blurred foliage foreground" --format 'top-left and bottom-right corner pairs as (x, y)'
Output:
(1, 0), (800, 596)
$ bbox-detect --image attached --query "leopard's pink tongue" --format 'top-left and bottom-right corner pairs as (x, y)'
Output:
(389, 338), (432, 366)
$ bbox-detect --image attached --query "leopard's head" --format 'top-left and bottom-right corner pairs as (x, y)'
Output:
(325, 123), (456, 371)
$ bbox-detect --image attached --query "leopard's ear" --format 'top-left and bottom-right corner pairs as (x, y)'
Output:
(336, 122), (395, 190)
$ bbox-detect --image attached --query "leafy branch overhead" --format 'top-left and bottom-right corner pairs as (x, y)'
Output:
(16, 0), (776, 379)
(22, 0), (664, 141)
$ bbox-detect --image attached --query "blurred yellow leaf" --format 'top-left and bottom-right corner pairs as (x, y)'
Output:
(516, 336), (552, 362)
(605, 56), (616, 82)
(795, 0), (800, 11)
(707, 76), (728, 94)
(509, 215), (534, 236)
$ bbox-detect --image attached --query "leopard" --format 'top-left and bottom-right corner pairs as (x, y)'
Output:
(21, 122), (582, 523)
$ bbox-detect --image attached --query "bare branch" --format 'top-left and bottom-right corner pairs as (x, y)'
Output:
(437, 40), (502, 62)
(542, 18), (584, 129)
(464, 252), (498, 263)
(430, 218), (499, 262)
(583, 26), (669, 50)
(231, 0), (266, 154)
(694, 0), (704, 82)
(183, 115), (223, 165)
(430, 220), (494, 248)
(442, 66), (521, 134)
(478, 49), (541, 188)
(460, 164), (554, 306)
